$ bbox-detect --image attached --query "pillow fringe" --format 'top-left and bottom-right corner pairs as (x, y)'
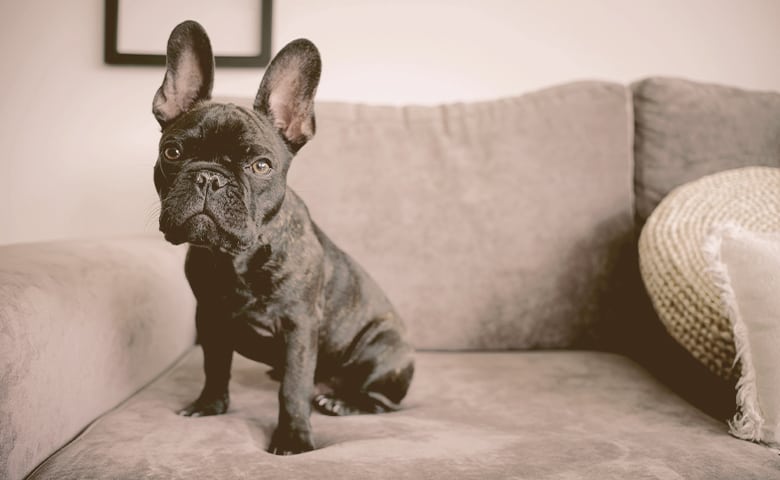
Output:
(702, 223), (765, 443)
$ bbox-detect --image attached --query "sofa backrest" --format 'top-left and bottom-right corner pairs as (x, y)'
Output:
(633, 77), (780, 226)
(223, 81), (635, 350)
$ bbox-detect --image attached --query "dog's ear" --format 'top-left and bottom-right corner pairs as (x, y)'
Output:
(254, 39), (321, 153)
(152, 21), (215, 127)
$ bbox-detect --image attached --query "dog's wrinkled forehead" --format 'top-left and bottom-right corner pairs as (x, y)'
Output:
(162, 102), (289, 161)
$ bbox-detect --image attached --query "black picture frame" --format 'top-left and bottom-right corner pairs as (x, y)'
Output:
(104, 0), (273, 67)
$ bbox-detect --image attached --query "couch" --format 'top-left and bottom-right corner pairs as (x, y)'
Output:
(2, 77), (780, 479)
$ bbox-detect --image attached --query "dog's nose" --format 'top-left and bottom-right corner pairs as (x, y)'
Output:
(194, 171), (228, 192)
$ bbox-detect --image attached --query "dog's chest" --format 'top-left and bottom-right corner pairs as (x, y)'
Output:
(229, 265), (284, 338)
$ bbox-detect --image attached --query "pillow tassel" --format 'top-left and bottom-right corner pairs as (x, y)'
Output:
(702, 224), (765, 443)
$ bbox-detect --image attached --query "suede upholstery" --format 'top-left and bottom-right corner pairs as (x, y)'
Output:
(223, 81), (633, 350)
(28, 349), (778, 480)
(0, 238), (196, 480)
(285, 81), (634, 350)
(633, 77), (780, 224)
(3, 78), (780, 479)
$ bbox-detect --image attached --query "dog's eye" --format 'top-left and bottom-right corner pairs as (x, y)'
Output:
(250, 159), (271, 175)
(163, 146), (182, 161)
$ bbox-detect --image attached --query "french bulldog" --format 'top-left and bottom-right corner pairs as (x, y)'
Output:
(151, 21), (414, 455)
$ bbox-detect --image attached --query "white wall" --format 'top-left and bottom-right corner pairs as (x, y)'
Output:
(1, 0), (779, 245)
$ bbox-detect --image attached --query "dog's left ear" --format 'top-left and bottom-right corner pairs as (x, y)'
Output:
(153, 21), (215, 127)
(254, 39), (321, 154)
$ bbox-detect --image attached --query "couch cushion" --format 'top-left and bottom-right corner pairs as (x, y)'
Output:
(0, 237), (196, 480)
(29, 349), (779, 479)
(224, 81), (634, 350)
(633, 77), (780, 225)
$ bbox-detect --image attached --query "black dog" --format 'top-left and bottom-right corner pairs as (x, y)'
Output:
(151, 21), (414, 455)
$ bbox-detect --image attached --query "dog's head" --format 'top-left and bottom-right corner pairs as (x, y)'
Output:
(152, 21), (320, 254)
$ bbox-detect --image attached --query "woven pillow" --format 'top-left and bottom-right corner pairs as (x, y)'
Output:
(638, 166), (780, 381)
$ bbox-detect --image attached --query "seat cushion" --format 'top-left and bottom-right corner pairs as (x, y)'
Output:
(29, 350), (779, 479)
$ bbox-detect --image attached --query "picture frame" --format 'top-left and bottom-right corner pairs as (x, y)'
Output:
(104, 0), (273, 67)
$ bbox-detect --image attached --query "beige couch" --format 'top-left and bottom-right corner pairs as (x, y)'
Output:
(2, 78), (780, 479)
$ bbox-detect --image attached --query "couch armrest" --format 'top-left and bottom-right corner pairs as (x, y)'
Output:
(0, 236), (195, 480)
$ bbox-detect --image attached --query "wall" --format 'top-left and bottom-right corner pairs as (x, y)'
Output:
(1, 0), (779, 245)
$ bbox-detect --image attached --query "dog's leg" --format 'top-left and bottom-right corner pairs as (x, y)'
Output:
(268, 319), (318, 455)
(314, 325), (414, 416)
(178, 302), (232, 417)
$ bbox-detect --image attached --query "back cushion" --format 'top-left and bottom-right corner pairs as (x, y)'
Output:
(225, 82), (634, 350)
(633, 77), (780, 225)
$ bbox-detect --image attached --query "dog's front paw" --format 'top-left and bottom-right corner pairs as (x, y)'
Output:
(268, 426), (314, 455)
(178, 392), (230, 417)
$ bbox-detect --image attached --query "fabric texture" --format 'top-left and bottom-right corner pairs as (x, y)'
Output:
(222, 81), (635, 350)
(0, 236), (196, 480)
(29, 348), (780, 480)
(632, 77), (780, 224)
(704, 225), (780, 447)
(638, 167), (780, 380)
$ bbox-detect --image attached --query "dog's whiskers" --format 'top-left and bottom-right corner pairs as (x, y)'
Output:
(144, 202), (161, 230)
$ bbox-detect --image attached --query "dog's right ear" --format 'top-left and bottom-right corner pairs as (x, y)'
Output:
(152, 21), (215, 128)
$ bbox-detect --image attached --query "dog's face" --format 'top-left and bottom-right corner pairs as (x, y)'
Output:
(152, 22), (321, 254)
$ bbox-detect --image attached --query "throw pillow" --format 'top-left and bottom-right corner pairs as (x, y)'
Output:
(704, 224), (780, 447)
